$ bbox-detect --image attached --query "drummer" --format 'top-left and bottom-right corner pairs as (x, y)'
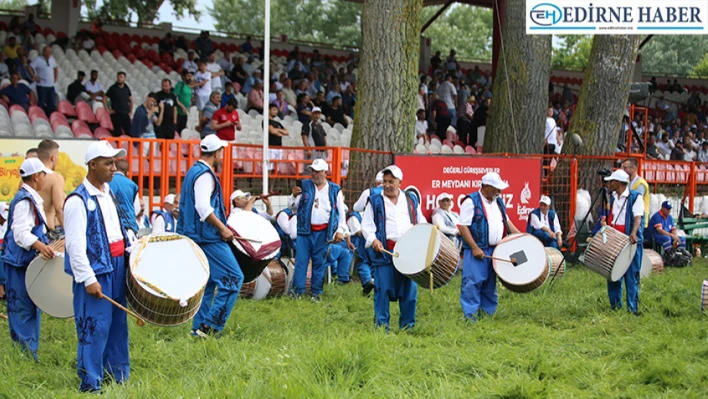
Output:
(621, 158), (649, 230)
(352, 171), (384, 213)
(177, 135), (243, 337)
(648, 201), (686, 252)
(458, 172), (522, 322)
(108, 159), (140, 239)
(275, 192), (298, 257)
(595, 169), (644, 314)
(291, 158), (347, 302)
(64, 141), (130, 393)
(1, 158), (54, 360)
(347, 208), (375, 296)
(432, 193), (460, 246)
(0, 202), (7, 299)
(152, 194), (178, 233)
(228, 189), (274, 223)
(361, 165), (425, 330)
(526, 196), (563, 249)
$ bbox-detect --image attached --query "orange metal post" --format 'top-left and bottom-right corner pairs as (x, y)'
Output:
(690, 162), (696, 213)
(331, 147), (342, 185)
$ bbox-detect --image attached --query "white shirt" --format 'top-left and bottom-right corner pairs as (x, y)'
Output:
(30, 55), (57, 87)
(530, 211), (562, 234)
(276, 210), (297, 241)
(65, 180), (125, 287)
(432, 208), (460, 237)
(182, 59), (198, 74)
(657, 141), (672, 155)
(437, 81), (457, 109)
(151, 208), (174, 234)
(194, 160), (216, 221)
(353, 187), (381, 213)
(85, 80), (104, 100)
(294, 181), (347, 231)
(545, 117), (558, 146)
(361, 190), (427, 248)
(347, 215), (362, 236)
(415, 120), (428, 137)
(194, 71), (212, 97)
(206, 62), (223, 89)
(227, 206), (273, 225)
(459, 192), (504, 246)
(11, 184), (47, 250)
(610, 188), (645, 226)
(684, 150), (696, 161)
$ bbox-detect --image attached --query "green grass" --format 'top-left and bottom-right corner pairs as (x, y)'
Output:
(2, 260), (708, 399)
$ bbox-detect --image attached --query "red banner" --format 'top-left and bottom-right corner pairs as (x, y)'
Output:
(395, 155), (542, 228)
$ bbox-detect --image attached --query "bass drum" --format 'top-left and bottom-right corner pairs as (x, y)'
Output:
(227, 211), (282, 283)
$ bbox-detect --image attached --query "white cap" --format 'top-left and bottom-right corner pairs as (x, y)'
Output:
(381, 165), (403, 180)
(481, 172), (508, 190)
(85, 141), (127, 164)
(200, 135), (228, 152)
(604, 169), (630, 183)
(0, 201), (8, 219)
(375, 171), (384, 182)
(164, 194), (176, 205)
(312, 107), (322, 113)
(308, 158), (328, 172)
(19, 158), (52, 178)
(230, 189), (251, 202)
(438, 193), (453, 201)
(540, 195), (551, 205)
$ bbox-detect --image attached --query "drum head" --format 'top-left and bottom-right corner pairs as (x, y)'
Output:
(252, 271), (271, 300)
(138, 227), (153, 238)
(129, 234), (209, 300)
(26, 255), (74, 318)
(640, 249), (652, 279)
(393, 224), (440, 275)
(610, 243), (636, 282)
(227, 211), (281, 260)
(281, 257), (295, 295)
(493, 234), (547, 285)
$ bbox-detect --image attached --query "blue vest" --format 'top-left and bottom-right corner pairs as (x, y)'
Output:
(153, 210), (176, 233)
(275, 208), (296, 252)
(369, 191), (420, 267)
(347, 211), (371, 263)
(593, 190), (644, 240)
(526, 208), (556, 235)
(2, 188), (48, 268)
(177, 162), (227, 243)
(141, 214), (151, 228)
(462, 191), (508, 250)
(108, 172), (140, 234)
(63, 184), (129, 277)
(296, 179), (341, 240)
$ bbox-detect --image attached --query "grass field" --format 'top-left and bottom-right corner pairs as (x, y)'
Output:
(1, 260), (708, 399)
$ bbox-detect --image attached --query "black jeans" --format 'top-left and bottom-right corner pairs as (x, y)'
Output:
(111, 112), (132, 137)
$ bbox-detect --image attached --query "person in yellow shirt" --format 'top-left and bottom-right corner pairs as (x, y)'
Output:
(621, 158), (650, 229)
(3, 36), (21, 60)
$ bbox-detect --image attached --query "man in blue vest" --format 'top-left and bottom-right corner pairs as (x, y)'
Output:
(361, 165), (426, 330)
(347, 209), (375, 296)
(2, 158), (54, 360)
(228, 189), (274, 223)
(64, 141), (130, 393)
(526, 195), (563, 249)
(352, 170), (383, 213)
(108, 158), (140, 239)
(275, 190), (298, 257)
(458, 172), (522, 321)
(648, 201), (686, 251)
(152, 194), (178, 233)
(291, 158), (347, 302)
(136, 201), (151, 230)
(0, 202), (7, 300)
(432, 193), (461, 247)
(595, 169), (645, 314)
(177, 135), (243, 337)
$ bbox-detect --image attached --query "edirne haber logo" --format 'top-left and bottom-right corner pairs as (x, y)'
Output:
(526, 1), (708, 35)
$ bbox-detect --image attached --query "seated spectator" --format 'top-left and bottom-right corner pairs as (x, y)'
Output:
(159, 33), (174, 54)
(326, 83), (342, 104)
(131, 92), (161, 140)
(241, 36), (254, 54)
(0, 72), (34, 110)
(282, 78), (297, 107)
(182, 50), (198, 74)
(312, 91), (330, 115)
(646, 134), (660, 160)
(268, 82), (277, 104)
(3, 36), (21, 62)
(341, 84), (356, 117)
(301, 107), (327, 160)
(175, 35), (189, 52)
(85, 70), (105, 105)
(218, 51), (233, 74)
(198, 91), (221, 137)
(526, 196), (563, 249)
(698, 141), (708, 163)
(14, 51), (35, 87)
(415, 109), (428, 143)
(247, 80), (264, 114)
(273, 90), (289, 118)
(229, 57), (248, 87)
(19, 28), (34, 53)
(221, 82), (236, 108)
(296, 93), (313, 124)
(670, 140), (685, 160)
(0, 53), (9, 80)
(325, 96), (348, 128)
(648, 201), (686, 251)
(211, 98), (242, 142)
(242, 70), (261, 94)
(67, 71), (87, 104)
(288, 62), (304, 82)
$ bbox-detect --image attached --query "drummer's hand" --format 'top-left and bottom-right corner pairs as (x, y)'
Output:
(220, 227), (235, 242)
(292, 186), (302, 196)
(629, 233), (638, 244)
(600, 216), (607, 227)
(332, 232), (344, 244)
(472, 247), (485, 259)
(372, 239), (384, 253)
(33, 241), (55, 259)
(347, 240), (356, 251)
(86, 282), (103, 299)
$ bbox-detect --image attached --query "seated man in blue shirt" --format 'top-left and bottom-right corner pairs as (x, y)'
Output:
(648, 201), (686, 251)
(0, 72), (34, 110)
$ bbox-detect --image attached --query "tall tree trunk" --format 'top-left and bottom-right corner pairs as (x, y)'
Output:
(346, 0), (421, 202)
(484, 0), (551, 154)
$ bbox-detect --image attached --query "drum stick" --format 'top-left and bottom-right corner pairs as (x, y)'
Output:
(483, 255), (518, 266)
(0, 313), (7, 320)
(233, 236), (263, 244)
(381, 249), (399, 258)
(101, 295), (145, 327)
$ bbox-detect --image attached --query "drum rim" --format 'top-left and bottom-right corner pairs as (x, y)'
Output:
(393, 224), (442, 275)
(25, 255), (74, 318)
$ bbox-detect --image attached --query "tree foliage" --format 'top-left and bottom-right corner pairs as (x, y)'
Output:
(551, 35), (592, 71)
(640, 35), (708, 77)
(84, 0), (200, 26)
(421, 5), (493, 61)
(691, 53), (708, 79)
(0, 0), (27, 10)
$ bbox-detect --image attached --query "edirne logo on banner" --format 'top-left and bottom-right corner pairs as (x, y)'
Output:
(526, 1), (708, 34)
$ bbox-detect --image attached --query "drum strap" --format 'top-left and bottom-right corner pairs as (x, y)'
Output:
(110, 191), (137, 236)
(609, 196), (630, 227)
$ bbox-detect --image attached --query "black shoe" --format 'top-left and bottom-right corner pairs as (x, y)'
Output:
(311, 294), (321, 302)
(337, 280), (350, 286)
(290, 292), (303, 300)
(562, 240), (571, 249)
(195, 324), (217, 338)
(362, 280), (375, 297)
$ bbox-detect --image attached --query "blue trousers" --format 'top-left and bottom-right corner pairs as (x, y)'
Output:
(352, 236), (373, 286)
(36, 86), (56, 116)
(460, 247), (498, 319)
(192, 241), (243, 331)
(5, 264), (41, 359)
(532, 230), (559, 249)
(0, 257), (6, 286)
(327, 242), (353, 282)
(293, 230), (327, 295)
(73, 256), (129, 392)
(608, 246), (642, 314)
(372, 264), (417, 330)
(654, 235), (686, 251)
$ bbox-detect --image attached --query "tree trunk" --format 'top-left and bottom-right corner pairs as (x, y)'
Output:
(484, 0), (551, 154)
(346, 0), (421, 202)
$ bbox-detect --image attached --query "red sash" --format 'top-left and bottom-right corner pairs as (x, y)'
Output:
(311, 223), (328, 232)
(109, 241), (125, 257)
(386, 240), (396, 251)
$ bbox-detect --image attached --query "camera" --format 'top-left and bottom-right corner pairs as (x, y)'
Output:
(597, 168), (612, 177)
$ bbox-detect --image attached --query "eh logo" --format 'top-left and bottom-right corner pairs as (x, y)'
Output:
(530, 3), (562, 26)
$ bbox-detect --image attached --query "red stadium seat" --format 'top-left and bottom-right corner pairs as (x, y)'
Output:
(50, 112), (69, 131)
(71, 120), (93, 138)
(9, 104), (27, 116)
(94, 127), (112, 139)
(76, 102), (98, 124)
(28, 106), (48, 123)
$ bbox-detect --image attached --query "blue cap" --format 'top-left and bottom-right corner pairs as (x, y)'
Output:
(661, 201), (672, 209)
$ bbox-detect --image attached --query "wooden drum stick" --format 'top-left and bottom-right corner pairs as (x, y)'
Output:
(102, 295), (145, 327)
